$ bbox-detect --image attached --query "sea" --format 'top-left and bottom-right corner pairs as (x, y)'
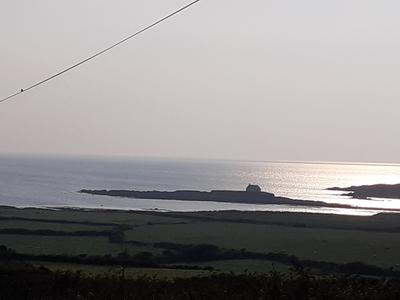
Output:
(0, 155), (400, 216)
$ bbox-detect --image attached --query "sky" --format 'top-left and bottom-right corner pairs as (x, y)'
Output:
(1, 0), (399, 163)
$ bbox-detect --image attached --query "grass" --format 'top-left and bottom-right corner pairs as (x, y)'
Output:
(187, 259), (290, 273)
(148, 210), (400, 232)
(127, 221), (400, 268)
(2, 206), (400, 270)
(0, 235), (156, 256)
(32, 260), (288, 277)
(0, 206), (189, 226)
(30, 261), (209, 279)
(0, 219), (112, 232)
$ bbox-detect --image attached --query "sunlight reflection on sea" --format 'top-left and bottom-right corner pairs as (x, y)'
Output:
(0, 155), (399, 215)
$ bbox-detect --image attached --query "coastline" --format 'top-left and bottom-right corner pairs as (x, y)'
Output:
(7, 200), (393, 217)
(78, 188), (400, 215)
(327, 183), (400, 200)
(1, 155), (400, 214)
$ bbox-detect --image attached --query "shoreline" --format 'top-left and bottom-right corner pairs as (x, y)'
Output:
(327, 183), (400, 200)
(2, 200), (396, 217)
(79, 188), (354, 208)
(78, 188), (400, 215)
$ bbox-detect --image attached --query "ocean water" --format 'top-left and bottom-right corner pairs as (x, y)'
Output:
(0, 155), (399, 216)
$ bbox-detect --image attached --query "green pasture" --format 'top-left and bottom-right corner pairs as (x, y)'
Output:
(31, 261), (209, 279)
(188, 259), (290, 273)
(1, 206), (400, 270)
(0, 219), (112, 232)
(127, 221), (400, 268)
(155, 210), (400, 232)
(0, 235), (155, 256)
(0, 206), (189, 226)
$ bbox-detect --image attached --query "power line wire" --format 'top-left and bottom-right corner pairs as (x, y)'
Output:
(0, 0), (201, 104)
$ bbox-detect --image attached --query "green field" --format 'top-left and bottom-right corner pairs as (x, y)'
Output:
(0, 206), (185, 226)
(191, 210), (400, 229)
(32, 259), (288, 276)
(1, 206), (400, 275)
(0, 219), (112, 232)
(0, 235), (159, 256)
(190, 259), (290, 273)
(127, 221), (400, 267)
(30, 261), (209, 279)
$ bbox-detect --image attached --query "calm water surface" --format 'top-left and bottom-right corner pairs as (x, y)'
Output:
(0, 155), (399, 216)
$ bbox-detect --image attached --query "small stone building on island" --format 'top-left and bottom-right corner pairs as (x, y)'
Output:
(246, 184), (262, 193)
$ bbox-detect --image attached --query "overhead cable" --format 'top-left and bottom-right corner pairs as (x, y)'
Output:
(0, 0), (201, 104)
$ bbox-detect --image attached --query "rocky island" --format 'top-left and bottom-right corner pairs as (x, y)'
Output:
(80, 184), (353, 209)
(327, 183), (400, 200)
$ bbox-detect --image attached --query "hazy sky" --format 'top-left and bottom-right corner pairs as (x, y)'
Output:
(1, 0), (399, 163)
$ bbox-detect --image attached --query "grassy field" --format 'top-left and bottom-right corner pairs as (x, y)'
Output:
(190, 259), (290, 273)
(0, 235), (159, 256)
(147, 210), (400, 231)
(0, 219), (112, 232)
(32, 259), (288, 276)
(126, 221), (400, 268)
(0, 206), (187, 226)
(1, 206), (400, 273)
(30, 261), (209, 279)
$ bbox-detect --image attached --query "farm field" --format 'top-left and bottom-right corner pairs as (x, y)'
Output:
(30, 261), (209, 279)
(0, 219), (112, 232)
(1, 206), (400, 274)
(127, 221), (400, 267)
(32, 259), (288, 275)
(0, 206), (183, 225)
(192, 259), (290, 273)
(0, 235), (157, 256)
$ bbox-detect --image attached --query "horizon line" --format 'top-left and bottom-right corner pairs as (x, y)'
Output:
(0, 152), (399, 167)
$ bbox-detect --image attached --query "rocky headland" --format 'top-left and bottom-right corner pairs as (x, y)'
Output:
(327, 183), (400, 200)
(80, 184), (353, 209)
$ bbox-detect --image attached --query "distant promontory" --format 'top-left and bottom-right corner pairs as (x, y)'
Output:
(327, 183), (400, 200)
(80, 184), (353, 209)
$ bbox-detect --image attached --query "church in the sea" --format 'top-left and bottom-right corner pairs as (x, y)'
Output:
(246, 184), (261, 193)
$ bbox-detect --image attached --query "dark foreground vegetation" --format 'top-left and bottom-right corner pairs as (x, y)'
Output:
(1, 243), (399, 278)
(1, 264), (400, 300)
